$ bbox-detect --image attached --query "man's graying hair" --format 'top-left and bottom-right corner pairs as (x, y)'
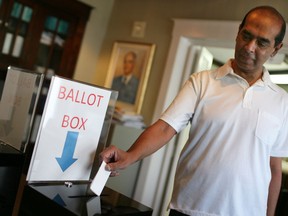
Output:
(125, 51), (137, 60)
(239, 6), (286, 47)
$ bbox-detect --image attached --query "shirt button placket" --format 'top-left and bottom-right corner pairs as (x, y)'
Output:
(243, 87), (253, 109)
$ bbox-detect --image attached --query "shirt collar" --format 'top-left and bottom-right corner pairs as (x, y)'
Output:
(215, 59), (279, 92)
(215, 59), (234, 79)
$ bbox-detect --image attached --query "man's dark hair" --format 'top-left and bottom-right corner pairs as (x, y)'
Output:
(239, 6), (286, 47)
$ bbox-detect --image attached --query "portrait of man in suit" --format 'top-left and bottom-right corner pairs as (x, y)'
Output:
(112, 51), (139, 104)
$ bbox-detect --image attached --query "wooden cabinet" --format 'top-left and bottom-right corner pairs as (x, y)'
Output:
(0, 0), (92, 79)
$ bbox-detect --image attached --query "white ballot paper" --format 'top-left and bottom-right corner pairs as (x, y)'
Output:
(90, 161), (111, 196)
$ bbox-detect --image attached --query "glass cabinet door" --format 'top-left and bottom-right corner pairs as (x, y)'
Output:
(0, 0), (4, 20)
(0, 0), (91, 80)
(35, 15), (70, 77)
(1, 1), (33, 58)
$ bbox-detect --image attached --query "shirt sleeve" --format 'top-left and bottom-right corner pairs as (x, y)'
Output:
(160, 75), (199, 133)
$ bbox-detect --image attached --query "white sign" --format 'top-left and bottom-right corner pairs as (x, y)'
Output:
(27, 76), (111, 181)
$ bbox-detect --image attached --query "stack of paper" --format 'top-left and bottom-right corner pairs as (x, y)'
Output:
(112, 108), (146, 129)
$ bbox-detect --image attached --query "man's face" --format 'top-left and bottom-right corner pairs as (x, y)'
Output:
(123, 53), (136, 76)
(234, 11), (282, 74)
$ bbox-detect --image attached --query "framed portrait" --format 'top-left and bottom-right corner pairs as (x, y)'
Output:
(105, 41), (156, 114)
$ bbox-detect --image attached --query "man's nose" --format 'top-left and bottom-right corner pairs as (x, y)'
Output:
(245, 39), (257, 52)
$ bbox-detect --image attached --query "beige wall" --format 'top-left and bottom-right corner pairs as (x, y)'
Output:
(75, 0), (288, 124)
(74, 0), (114, 84)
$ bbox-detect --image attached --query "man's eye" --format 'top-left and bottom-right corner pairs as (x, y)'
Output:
(257, 40), (269, 48)
(241, 33), (252, 41)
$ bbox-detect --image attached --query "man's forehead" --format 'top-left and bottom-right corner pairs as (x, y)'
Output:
(246, 10), (282, 29)
(243, 14), (281, 38)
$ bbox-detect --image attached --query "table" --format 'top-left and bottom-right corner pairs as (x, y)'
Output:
(19, 183), (153, 216)
(0, 143), (24, 216)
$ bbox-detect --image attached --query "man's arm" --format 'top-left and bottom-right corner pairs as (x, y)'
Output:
(267, 157), (282, 216)
(100, 119), (177, 172)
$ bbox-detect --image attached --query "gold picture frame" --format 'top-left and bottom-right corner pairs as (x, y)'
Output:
(105, 41), (156, 114)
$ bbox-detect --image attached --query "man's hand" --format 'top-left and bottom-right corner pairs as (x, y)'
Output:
(100, 145), (131, 176)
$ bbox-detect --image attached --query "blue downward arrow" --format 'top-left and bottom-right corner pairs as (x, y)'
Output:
(56, 131), (79, 172)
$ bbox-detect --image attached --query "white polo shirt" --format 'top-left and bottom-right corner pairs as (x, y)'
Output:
(161, 60), (288, 216)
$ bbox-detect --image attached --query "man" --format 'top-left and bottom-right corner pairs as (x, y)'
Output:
(112, 51), (139, 104)
(101, 6), (288, 216)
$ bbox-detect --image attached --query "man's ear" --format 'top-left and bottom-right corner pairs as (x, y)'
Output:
(271, 42), (283, 57)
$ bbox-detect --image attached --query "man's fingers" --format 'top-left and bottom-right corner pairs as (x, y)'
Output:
(110, 170), (120, 177)
(105, 161), (120, 171)
(100, 145), (117, 163)
(104, 162), (120, 177)
(105, 163), (113, 171)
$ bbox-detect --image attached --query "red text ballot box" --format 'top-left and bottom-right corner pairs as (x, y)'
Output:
(27, 76), (113, 182)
